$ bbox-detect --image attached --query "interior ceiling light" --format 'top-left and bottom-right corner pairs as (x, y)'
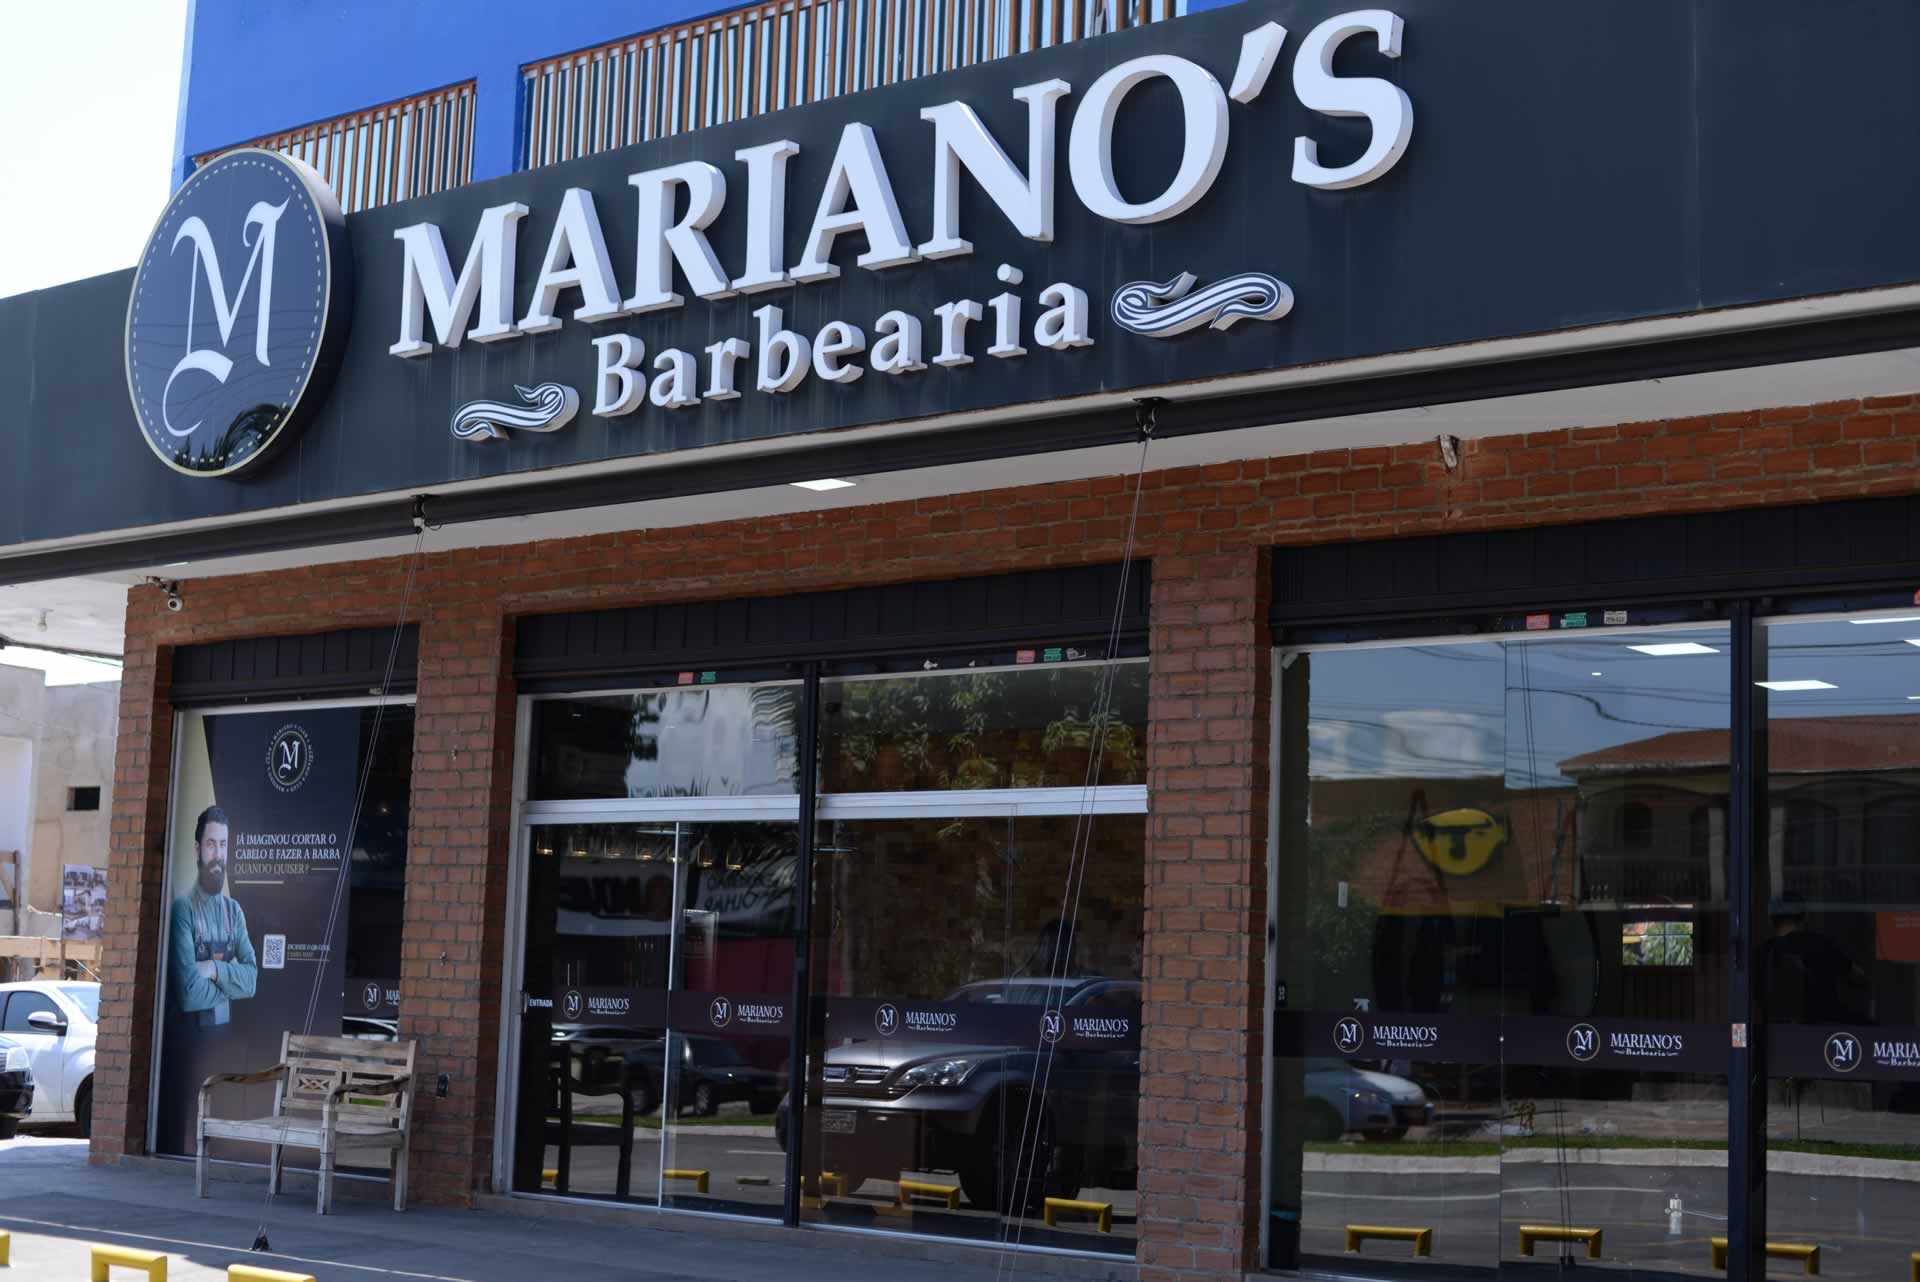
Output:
(1757, 679), (1837, 691)
(790, 477), (856, 492)
(1628, 642), (1720, 656)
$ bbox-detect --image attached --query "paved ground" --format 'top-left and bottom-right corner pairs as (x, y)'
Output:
(0, 1136), (1131, 1282)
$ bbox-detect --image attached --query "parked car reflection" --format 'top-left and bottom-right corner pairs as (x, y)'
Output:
(552, 1025), (781, 1117)
(781, 977), (1141, 1213)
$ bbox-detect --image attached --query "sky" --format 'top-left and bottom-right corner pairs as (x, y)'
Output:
(0, 0), (190, 299)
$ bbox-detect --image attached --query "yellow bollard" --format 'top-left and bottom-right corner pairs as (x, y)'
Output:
(90, 1245), (166, 1282)
(1043, 1198), (1114, 1232)
(896, 1179), (962, 1210)
(663, 1168), (710, 1194)
(1345, 1225), (1433, 1256)
(228, 1268), (317, 1282)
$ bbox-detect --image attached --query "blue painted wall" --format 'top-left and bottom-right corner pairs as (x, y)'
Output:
(174, 0), (737, 186)
(174, 0), (1244, 189)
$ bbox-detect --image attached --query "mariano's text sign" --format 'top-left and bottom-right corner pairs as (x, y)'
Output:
(5, 0), (1914, 544)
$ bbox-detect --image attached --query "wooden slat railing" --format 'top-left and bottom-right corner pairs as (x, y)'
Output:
(521, 0), (1179, 169)
(193, 81), (477, 214)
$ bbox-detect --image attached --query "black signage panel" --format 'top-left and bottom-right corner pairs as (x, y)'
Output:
(672, 990), (792, 1039)
(1503, 1016), (1723, 1076)
(541, 984), (669, 1028)
(1278, 1010), (1724, 1075)
(1273, 1010), (1499, 1063)
(825, 997), (1140, 1051)
(1771, 1024), (1920, 1082)
(349, 976), (401, 1019)
(8, 0), (1920, 559)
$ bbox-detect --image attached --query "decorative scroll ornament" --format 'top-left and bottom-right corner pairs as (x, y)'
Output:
(1110, 271), (1294, 338)
(450, 382), (579, 442)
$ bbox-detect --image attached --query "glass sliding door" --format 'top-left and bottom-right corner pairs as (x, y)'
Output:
(797, 662), (1147, 1253)
(1759, 611), (1920, 1282)
(1270, 624), (1733, 1278)
(510, 679), (801, 1216)
(512, 817), (801, 1214)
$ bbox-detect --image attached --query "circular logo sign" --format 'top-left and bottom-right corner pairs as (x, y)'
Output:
(1825, 1031), (1861, 1073)
(875, 1003), (900, 1036)
(125, 149), (353, 478)
(1333, 1017), (1367, 1055)
(361, 982), (383, 1013)
(1567, 1023), (1601, 1062)
(266, 724), (314, 792)
(1039, 1010), (1064, 1045)
(561, 989), (584, 1022)
(710, 997), (733, 1028)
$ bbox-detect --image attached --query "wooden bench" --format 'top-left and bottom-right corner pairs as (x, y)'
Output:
(1520, 1225), (1603, 1258)
(91, 1245), (166, 1281)
(1710, 1238), (1819, 1274)
(1346, 1225), (1433, 1256)
(198, 1032), (415, 1215)
(1044, 1197), (1114, 1232)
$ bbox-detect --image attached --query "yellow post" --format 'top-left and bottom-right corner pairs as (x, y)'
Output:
(89, 1245), (167, 1282)
(0, 1228), (8, 1267)
(663, 1168), (710, 1194)
(228, 1268), (319, 1282)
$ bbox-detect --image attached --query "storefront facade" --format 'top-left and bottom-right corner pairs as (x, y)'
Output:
(8, 1), (1920, 1279)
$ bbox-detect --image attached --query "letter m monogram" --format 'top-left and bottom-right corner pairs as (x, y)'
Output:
(163, 199), (290, 438)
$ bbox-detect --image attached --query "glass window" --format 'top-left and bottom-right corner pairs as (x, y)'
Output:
(1760, 614), (1920, 1282)
(528, 684), (800, 800)
(820, 662), (1147, 792)
(802, 812), (1142, 1252)
(58, 985), (99, 1023)
(2, 992), (58, 1033)
(1271, 628), (1731, 1277)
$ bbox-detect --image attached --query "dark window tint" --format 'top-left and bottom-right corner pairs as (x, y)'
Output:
(820, 663), (1147, 792)
(2, 991), (58, 1032)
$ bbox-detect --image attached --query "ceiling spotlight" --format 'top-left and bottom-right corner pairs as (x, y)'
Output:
(1757, 679), (1836, 691)
(1628, 642), (1719, 657)
(790, 478), (857, 492)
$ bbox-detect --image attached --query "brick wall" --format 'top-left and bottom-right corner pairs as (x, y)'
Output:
(92, 393), (1920, 1274)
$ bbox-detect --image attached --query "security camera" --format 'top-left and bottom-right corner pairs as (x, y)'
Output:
(166, 593), (183, 613)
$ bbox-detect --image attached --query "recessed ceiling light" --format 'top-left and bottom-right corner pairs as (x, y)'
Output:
(790, 477), (856, 492)
(1852, 616), (1920, 624)
(1628, 642), (1720, 656)
(1757, 679), (1836, 691)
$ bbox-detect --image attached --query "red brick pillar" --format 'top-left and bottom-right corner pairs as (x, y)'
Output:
(1138, 549), (1271, 1281)
(397, 595), (518, 1204)
(92, 590), (172, 1161)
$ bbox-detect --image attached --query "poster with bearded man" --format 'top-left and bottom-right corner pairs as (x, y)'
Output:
(153, 707), (362, 1158)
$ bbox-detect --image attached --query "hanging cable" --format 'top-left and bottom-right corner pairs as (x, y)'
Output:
(996, 403), (1156, 1274)
(249, 516), (428, 1252)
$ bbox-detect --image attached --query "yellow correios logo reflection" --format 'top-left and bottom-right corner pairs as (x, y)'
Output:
(1412, 808), (1506, 877)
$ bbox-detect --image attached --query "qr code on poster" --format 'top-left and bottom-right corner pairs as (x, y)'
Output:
(262, 934), (287, 970)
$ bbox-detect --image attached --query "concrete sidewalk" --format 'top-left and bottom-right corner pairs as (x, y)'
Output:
(0, 1138), (1133, 1282)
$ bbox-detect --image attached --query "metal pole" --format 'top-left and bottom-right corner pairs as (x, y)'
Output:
(1726, 600), (1768, 1282)
(782, 664), (821, 1226)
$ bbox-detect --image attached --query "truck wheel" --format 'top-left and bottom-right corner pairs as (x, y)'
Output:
(75, 1079), (92, 1139)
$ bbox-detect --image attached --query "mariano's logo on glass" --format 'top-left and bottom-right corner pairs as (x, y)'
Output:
(125, 149), (353, 478)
